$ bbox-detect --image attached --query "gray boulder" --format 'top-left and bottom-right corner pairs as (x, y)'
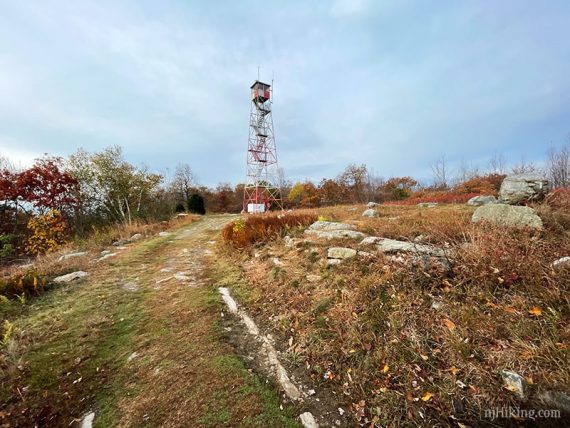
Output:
(467, 195), (497, 206)
(472, 204), (543, 229)
(360, 236), (446, 257)
(130, 233), (143, 241)
(362, 208), (378, 218)
(536, 390), (570, 413)
(499, 173), (551, 204)
(366, 202), (379, 208)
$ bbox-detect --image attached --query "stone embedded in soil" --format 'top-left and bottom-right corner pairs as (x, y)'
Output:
(130, 233), (143, 241)
(299, 412), (318, 428)
(326, 259), (342, 266)
(417, 202), (438, 208)
(158, 231), (172, 237)
(97, 253), (117, 262)
(361, 236), (446, 257)
(501, 370), (527, 399)
(53, 271), (89, 283)
(537, 390), (570, 413)
(272, 257), (284, 267)
(123, 282), (138, 292)
(127, 351), (139, 362)
(362, 208), (378, 217)
(366, 201), (379, 208)
(58, 252), (89, 262)
(327, 247), (357, 260)
(307, 221), (357, 231)
(305, 229), (366, 240)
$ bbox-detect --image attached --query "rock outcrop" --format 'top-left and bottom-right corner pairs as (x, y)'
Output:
(499, 173), (550, 204)
(362, 208), (378, 218)
(472, 204), (543, 229)
(467, 195), (497, 206)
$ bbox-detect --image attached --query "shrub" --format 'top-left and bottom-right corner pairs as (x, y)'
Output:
(221, 211), (317, 248)
(386, 191), (478, 205)
(0, 270), (46, 299)
(187, 193), (206, 214)
(25, 210), (68, 255)
(175, 202), (186, 213)
(0, 234), (15, 259)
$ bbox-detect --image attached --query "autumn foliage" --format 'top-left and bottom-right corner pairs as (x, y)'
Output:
(25, 210), (68, 255)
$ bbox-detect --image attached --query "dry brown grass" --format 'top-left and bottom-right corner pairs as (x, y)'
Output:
(218, 203), (570, 426)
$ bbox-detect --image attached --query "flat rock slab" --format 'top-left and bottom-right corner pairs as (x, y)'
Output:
(361, 236), (446, 257)
(305, 229), (366, 240)
(53, 271), (89, 283)
(472, 204), (543, 229)
(307, 221), (356, 231)
(58, 252), (89, 262)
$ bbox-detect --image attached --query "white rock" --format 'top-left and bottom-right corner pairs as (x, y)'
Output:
(366, 202), (379, 208)
(100, 250), (111, 256)
(130, 233), (143, 241)
(552, 256), (570, 269)
(307, 388), (316, 396)
(326, 259), (342, 266)
(58, 252), (88, 262)
(272, 257), (284, 267)
(158, 231), (172, 237)
(417, 202), (438, 208)
(174, 272), (191, 281)
(299, 412), (318, 428)
(127, 351), (139, 362)
(53, 271), (89, 283)
(80, 412), (95, 428)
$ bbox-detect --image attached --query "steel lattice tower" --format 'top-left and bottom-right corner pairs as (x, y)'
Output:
(243, 80), (283, 213)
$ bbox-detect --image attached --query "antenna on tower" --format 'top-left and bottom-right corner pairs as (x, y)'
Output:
(243, 76), (283, 213)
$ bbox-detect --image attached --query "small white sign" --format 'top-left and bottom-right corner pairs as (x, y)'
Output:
(247, 203), (265, 213)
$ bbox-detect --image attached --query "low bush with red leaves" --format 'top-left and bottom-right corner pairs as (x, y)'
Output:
(221, 211), (317, 248)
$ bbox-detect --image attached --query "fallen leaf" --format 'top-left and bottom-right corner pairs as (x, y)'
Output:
(421, 391), (434, 401)
(449, 367), (460, 376)
(529, 307), (542, 316)
(382, 364), (390, 374)
(443, 318), (456, 331)
(420, 354), (429, 361)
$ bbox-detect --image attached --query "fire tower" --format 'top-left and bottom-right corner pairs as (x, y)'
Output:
(243, 80), (283, 213)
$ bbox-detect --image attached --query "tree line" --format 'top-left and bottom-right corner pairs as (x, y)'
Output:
(1, 140), (569, 259)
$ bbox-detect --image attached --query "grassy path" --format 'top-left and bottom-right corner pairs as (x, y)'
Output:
(0, 216), (300, 427)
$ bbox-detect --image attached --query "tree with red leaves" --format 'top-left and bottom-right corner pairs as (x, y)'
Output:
(17, 156), (79, 215)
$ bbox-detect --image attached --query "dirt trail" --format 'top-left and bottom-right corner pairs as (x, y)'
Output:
(1, 216), (301, 427)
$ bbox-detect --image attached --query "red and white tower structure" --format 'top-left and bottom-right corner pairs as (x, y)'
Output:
(243, 80), (283, 213)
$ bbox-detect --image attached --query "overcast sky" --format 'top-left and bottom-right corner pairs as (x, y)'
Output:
(1, 0), (569, 185)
